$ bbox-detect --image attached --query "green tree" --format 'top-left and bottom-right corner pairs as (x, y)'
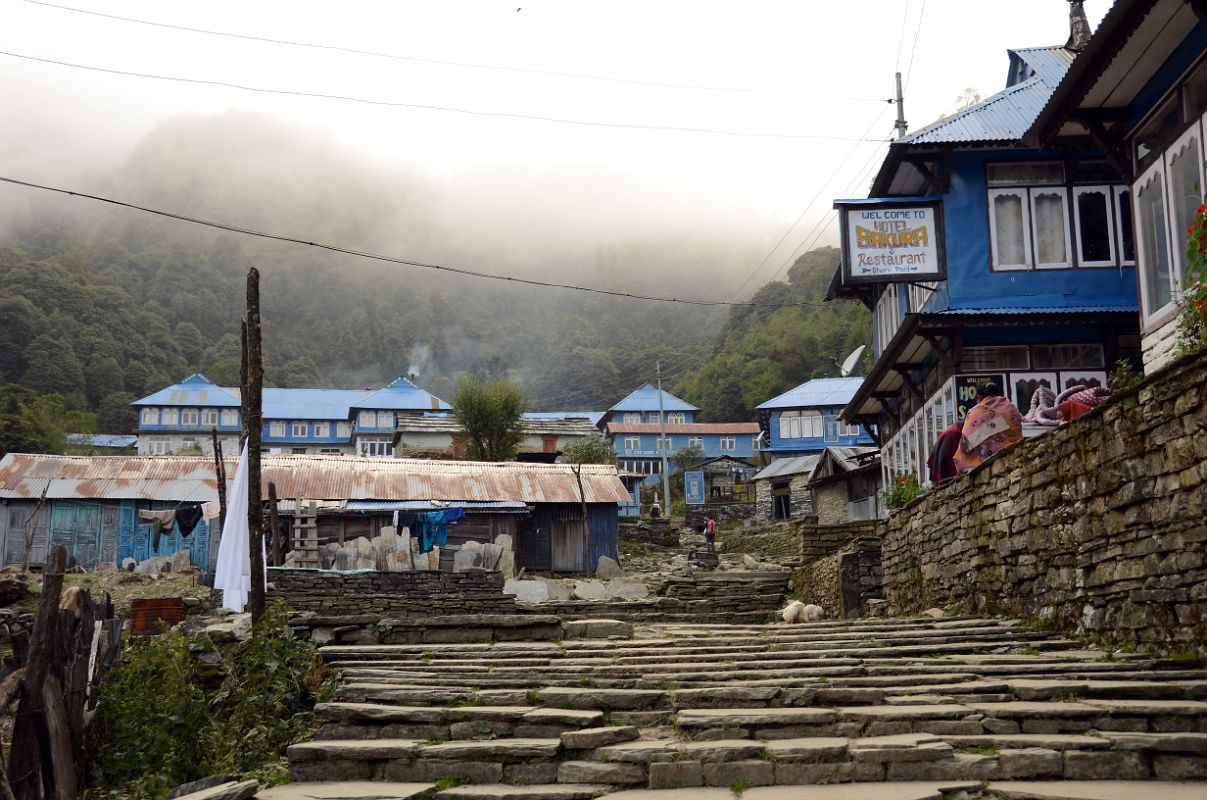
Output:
(0, 385), (66, 456)
(560, 435), (617, 465)
(84, 355), (125, 408)
(21, 335), (85, 398)
(453, 376), (528, 462)
(174, 322), (205, 369)
(671, 444), (706, 473)
(97, 391), (139, 434)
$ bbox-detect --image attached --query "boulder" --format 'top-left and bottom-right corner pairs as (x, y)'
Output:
(504, 579), (549, 604)
(231, 613), (253, 641)
(595, 555), (623, 579)
(170, 549), (192, 572)
(572, 579), (609, 601)
(922, 607), (946, 618)
(134, 556), (171, 574)
(605, 579), (649, 600)
(493, 533), (513, 550)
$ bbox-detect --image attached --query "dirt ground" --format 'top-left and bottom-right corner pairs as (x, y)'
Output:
(4, 570), (212, 616)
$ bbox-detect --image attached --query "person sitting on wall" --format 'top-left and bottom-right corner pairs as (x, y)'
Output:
(953, 382), (1023, 474)
(927, 421), (963, 484)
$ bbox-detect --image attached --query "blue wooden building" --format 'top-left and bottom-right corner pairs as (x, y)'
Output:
(133, 374), (450, 457)
(1027, 0), (1207, 372)
(755, 377), (874, 458)
(830, 25), (1142, 488)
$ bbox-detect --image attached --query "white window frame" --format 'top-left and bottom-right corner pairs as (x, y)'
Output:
(319, 447), (342, 455)
(988, 188), (1034, 270)
(336, 422), (351, 438)
(623, 413), (642, 424)
(358, 410), (375, 427)
(180, 409), (199, 426)
(823, 420), (839, 443)
(377, 411), (393, 429)
(145, 437), (171, 455)
(220, 408), (238, 426)
(875, 283), (903, 351)
(1113, 186), (1136, 266)
(1164, 123), (1204, 289)
(666, 412), (686, 425)
(656, 436), (671, 453)
(1072, 186), (1117, 267)
(140, 408), (159, 426)
(687, 436), (704, 448)
(161, 408), (179, 425)
(778, 410), (800, 440)
(269, 421), (286, 437)
(719, 436), (736, 452)
(291, 422), (308, 437)
(359, 439), (391, 457)
(314, 422), (330, 438)
(1029, 186), (1073, 269)
(1134, 159), (1177, 323)
(200, 408), (219, 426)
(624, 436), (640, 452)
(802, 411), (823, 438)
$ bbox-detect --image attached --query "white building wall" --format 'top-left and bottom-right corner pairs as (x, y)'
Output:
(1142, 318), (1182, 373)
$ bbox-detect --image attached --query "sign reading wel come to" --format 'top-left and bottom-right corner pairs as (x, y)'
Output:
(837, 199), (946, 284)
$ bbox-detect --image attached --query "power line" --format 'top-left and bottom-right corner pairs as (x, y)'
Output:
(904, 0), (928, 90)
(0, 175), (837, 309)
(18, 0), (892, 103)
(727, 106), (891, 300)
(529, 349), (710, 409)
(0, 50), (894, 143)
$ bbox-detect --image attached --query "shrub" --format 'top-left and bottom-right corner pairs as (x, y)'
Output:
(882, 472), (924, 510)
(1178, 203), (1207, 355)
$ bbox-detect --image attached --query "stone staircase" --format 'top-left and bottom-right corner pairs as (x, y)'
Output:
(281, 617), (1207, 798)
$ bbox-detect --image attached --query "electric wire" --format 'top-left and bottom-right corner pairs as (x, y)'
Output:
(903, 0), (928, 89)
(526, 347), (712, 408)
(0, 175), (838, 310)
(0, 50), (894, 142)
(17, 0), (893, 103)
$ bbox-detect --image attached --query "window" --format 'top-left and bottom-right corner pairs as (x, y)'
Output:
(846, 422), (863, 437)
(140, 408), (159, 426)
(666, 412), (686, 424)
(220, 409), (238, 426)
(291, 422), (308, 437)
(1011, 373), (1057, 416)
(200, 408), (219, 427)
(1114, 187), (1136, 264)
(358, 410), (374, 427)
(1135, 162), (1174, 318)
(269, 421), (286, 437)
(1073, 187), (1115, 266)
(656, 437), (671, 453)
(180, 409), (199, 426)
(1166, 127), (1204, 285)
(823, 421), (839, 442)
(623, 413), (642, 424)
(314, 423), (330, 437)
(161, 408), (179, 425)
(144, 437), (171, 455)
(1031, 344), (1104, 369)
(377, 411), (393, 429)
(720, 436), (736, 451)
(1031, 188), (1071, 268)
(778, 411), (800, 439)
(989, 189), (1032, 269)
(875, 283), (903, 350)
(179, 437), (196, 450)
(1134, 95), (1180, 172)
(687, 436), (703, 448)
(359, 439), (392, 457)
(777, 410), (822, 439)
(961, 346), (1030, 371)
(624, 436), (640, 452)
(291, 447), (307, 455)
(319, 448), (343, 455)
(987, 162), (1065, 186)
(336, 422), (351, 438)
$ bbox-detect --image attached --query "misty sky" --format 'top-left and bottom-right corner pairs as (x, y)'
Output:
(1, 0), (1107, 297)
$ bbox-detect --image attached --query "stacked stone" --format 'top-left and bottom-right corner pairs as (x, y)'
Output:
(269, 568), (516, 617)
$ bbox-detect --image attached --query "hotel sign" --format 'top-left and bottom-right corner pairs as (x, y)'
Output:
(837, 199), (946, 284)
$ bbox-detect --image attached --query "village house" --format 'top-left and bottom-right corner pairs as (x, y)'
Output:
(755, 377), (874, 460)
(0, 453), (629, 574)
(392, 412), (602, 462)
(132, 374), (449, 457)
(830, 13), (1142, 488)
(1026, 0), (1207, 371)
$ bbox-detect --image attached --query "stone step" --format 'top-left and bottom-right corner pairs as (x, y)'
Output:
(312, 703), (602, 740)
(434, 785), (611, 800)
(599, 782), (1207, 799)
(255, 782), (434, 800)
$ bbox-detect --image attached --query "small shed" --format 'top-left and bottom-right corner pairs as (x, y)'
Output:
(807, 447), (882, 524)
(689, 455), (758, 502)
(752, 455), (820, 521)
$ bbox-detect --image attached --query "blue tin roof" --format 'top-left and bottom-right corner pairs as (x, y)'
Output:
(936, 304), (1139, 316)
(1008, 46), (1076, 88)
(609, 383), (698, 413)
(756, 377), (865, 411)
(351, 376), (450, 412)
(132, 374), (240, 407)
(259, 388), (369, 420)
(65, 433), (139, 448)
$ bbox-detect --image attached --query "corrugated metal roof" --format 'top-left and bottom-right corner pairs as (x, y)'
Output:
(605, 422), (760, 434)
(1009, 46), (1076, 87)
(756, 377), (865, 411)
(752, 455), (820, 481)
(398, 416), (602, 437)
(821, 446), (880, 472)
(903, 75), (1058, 145)
(132, 374), (240, 407)
(0, 453), (632, 504)
(935, 304), (1139, 315)
(65, 434), (139, 448)
(523, 411), (605, 425)
(351, 377), (450, 412)
(345, 500), (529, 513)
(257, 388), (370, 420)
(608, 384), (698, 413)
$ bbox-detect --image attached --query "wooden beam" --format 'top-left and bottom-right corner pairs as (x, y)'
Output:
(1186, 0), (1207, 27)
(892, 366), (925, 402)
(905, 157), (949, 195)
(243, 269), (266, 623)
(1076, 112), (1133, 183)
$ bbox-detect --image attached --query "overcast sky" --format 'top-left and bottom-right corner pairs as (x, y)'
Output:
(0, 0), (1108, 293)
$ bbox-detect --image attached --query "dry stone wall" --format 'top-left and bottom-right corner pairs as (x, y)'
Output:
(881, 348), (1207, 648)
(799, 520), (879, 562)
(797, 536), (883, 618)
(269, 567), (516, 616)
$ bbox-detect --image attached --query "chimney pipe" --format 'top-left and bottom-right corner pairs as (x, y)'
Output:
(1066, 1), (1091, 51)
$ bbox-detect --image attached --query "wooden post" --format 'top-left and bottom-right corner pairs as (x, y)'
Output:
(243, 268), (266, 623)
(211, 428), (227, 535)
(571, 464), (593, 575)
(267, 481), (282, 567)
(20, 487), (47, 573)
(8, 545), (65, 800)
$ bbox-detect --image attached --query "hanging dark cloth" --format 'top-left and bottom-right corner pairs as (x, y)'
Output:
(138, 509), (176, 553)
(176, 504), (204, 538)
(443, 507), (466, 525)
(415, 511), (446, 553)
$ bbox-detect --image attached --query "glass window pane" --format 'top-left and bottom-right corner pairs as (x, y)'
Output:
(1116, 189), (1136, 263)
(1167, 133), (1203, 272)
(1076, 189), (1112, 263)
(1138, 168), (1173, 315)
(987, 162), (1065, 186)
(1182, 59), (1207, 120)
(1033, 191), (1069, 265)
(993, 192), (1028, 266)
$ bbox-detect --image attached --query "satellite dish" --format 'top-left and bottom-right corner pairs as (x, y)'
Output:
(839, 345), (866, 377)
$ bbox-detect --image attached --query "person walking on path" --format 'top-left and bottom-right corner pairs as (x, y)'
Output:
(705, 517), (717, 553)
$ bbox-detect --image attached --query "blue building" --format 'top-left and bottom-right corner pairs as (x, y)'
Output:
(133, 373), (450, 457)
(830, 23), (1142, 487)
(755, 377), (874, 457)
(1027, 0), (1207, 372)
(599, 384), (759, 479)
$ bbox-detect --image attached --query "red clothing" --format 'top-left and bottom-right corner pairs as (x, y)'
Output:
(927, 422), (963, 484)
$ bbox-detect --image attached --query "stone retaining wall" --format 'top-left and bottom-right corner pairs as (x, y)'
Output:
(685, 502), (757, 528)
(269, 567), (516, 616)
(799, 520), (879, 562)
(797, 536), (883, 619)
(881, 348), (1207, 648)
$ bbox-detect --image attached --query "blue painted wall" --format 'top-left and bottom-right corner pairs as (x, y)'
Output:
(45, 499), (212, 572)
(765, 407), (874, 454)
(616, 432), (757, 460)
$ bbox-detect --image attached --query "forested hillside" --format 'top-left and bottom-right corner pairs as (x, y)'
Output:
(0, 112), (869, 451)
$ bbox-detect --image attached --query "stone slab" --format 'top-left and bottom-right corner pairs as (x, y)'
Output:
(763, 737), (849, 763)
(172, 781), (258, 800)
(603, 782), (981, 799)
(987, 781), (1207, 800)
(676, 707), (833, 727)
(1097, 731), (1207, 752)
(287, 740), (421, 761)
(521, 708), (603, 726)
(418, 738), (560, 762)
(258, 782), (433, 800)
(559, 726), (639, 749)
(434, 785), (610, 800)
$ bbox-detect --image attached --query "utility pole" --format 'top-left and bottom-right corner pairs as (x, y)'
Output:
(894, 71), (908, 139)
(242, 268), (265, 623)
(656, 360), (671, 514)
